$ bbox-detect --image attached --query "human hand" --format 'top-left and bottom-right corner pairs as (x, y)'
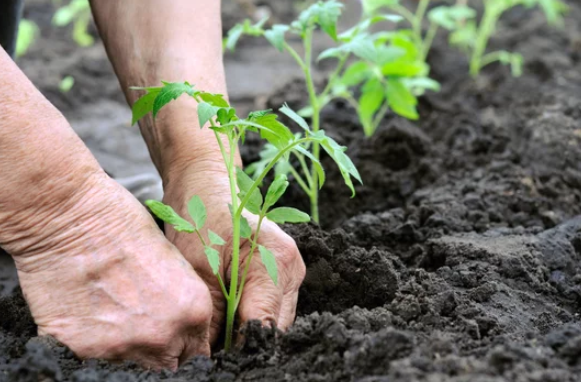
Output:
(162, 160), (306, 344)
(5, 167), (213, 370)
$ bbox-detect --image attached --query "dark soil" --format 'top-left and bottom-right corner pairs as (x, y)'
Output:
(3, 1), (581, 381)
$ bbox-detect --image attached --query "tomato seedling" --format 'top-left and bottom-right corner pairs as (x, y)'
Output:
(131, 82), (360, 350)
(367, 0), (567, 77)
(52, 0), (94, 47)
(226, 0), (436, 221)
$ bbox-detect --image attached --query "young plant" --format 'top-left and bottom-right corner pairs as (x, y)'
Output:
(15, 19), (39, 57)
(446, 0), (567, 77)
(367, 0), (567, 77)
(52, 0), (94, 47)
(226, 0), (436, 221)
(131, 81), (360, 350)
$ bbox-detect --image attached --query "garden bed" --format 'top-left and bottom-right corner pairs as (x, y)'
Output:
(3, 1), (581, 381)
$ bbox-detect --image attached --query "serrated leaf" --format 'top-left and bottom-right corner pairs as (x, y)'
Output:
(254, 114), (295, 150)
(204, 246), (221, 275)
(358, 78), (385, 135)
(240, 215), (252, 239)
(386, 77), (419, 120)
(198, 102), (220, 127)
(294, 146), (326, 189)
(267, 207), (310, 224)
(208, 230), (226, 246)
(264, 174), (289, 210)
(341, 61), (371, 87)
(145, 200), (195, 233)
(152, 82), (195, 117)
(199, 92), (230, 108)
(132, 90), (161, 125)
(280, 104), (310, 132)
(236, 167), (263, 214)
(188, 195), (207, 230)
(265, 24), (289, 52)
(258, 245), (278, 286)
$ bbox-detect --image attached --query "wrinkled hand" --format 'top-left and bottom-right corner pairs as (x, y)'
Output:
(163, 162), (306, 344)
(9, 171), (213, 370)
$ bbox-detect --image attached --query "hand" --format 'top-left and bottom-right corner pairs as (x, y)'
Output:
(163, 160), (306, 344)
(7, 169), (213, 370)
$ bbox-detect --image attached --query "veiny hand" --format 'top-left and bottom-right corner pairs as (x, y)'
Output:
(163, 160), (306, 344)
(7, 170), (213, 370)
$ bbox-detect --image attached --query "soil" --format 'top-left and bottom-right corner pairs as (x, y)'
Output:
(3, 1), (581, 381)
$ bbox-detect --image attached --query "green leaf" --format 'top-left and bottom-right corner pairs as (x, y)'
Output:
(208, 230), (226, 246)
(253, 114), (295, 150)
(358, 78), (385, 135)
(265, 25), (289, 52)
(428, 5), (476, 30)
(258, 245), (278, 286)
(197, 102), (220, 127)
(204, 247), (221, 275)
(188, 195), (207, 230)
(361, 0), (400, 16)
(294, 146), (326, 188)
(386, 77), (419, 120)
(16, 19), (39, 57)
(280, 104), (310, 132)
(341, 61), (371, 87)
(236, 167), (263, 215)
(199, 92), (230, 108)
(131, 88), (161, 125)
(313, 132), (362, 196)
(59, 76), (75, 93)
(267, 207), (311, 224)
(152, 82), (195, 117)
(217, 108), (237, 125)
(145, 200), (195, 233)
(264, 174), (289, 210)
(240, 215), (252, 239)
(225, 24), (244, 51)
(295, 0), (343, 40)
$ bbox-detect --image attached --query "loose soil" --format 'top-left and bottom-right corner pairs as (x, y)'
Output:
(3, 1), (581, 381)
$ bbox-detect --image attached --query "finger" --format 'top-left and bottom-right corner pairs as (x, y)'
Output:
(277, 288), (299, 331)
(237, 272), (283, 330)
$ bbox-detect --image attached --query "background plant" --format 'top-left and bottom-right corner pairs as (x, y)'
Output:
(365, 0), (567, 77)
(131, 82), (360, 350)
(226, 0), (435, 222)
(15, 19), (39, 57)
(52, 0), (94, 47)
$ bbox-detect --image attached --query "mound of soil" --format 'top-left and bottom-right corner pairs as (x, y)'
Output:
(3, 1), (581, 381)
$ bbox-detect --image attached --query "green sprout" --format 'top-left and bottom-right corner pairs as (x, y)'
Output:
(447, 0), (567, 77)
(226, 0), (437, 222)
(15, 19), (39, 57)
(368, 0), (567, 77)
(131, 81), (360, 350)
(52, 0), (94, 47)
(59, 76), (75, 93)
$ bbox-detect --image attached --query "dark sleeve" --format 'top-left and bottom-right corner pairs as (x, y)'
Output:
(0, 0), (24, 58)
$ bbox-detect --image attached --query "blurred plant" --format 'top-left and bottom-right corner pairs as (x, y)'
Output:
(15, 19), (39, 57)
(52, 0), (94, 47)
(225, 0), (432, 221)
(131, 82), (360, 349)
(366, 0), (567, 77)
(59, 76), (75, 92)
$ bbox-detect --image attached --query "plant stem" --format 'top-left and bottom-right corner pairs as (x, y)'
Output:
(302, 27), (321, 224)
(234, 215), (265, 310)
(414, 0), (430, 47)
(422, 22), (438, 61)
(470, 4), (501, 77)
(224, 134), (241, 351)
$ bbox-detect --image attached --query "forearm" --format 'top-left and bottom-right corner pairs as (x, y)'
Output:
(89, 0), (240, 183)
(0, 49), (102, 255)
